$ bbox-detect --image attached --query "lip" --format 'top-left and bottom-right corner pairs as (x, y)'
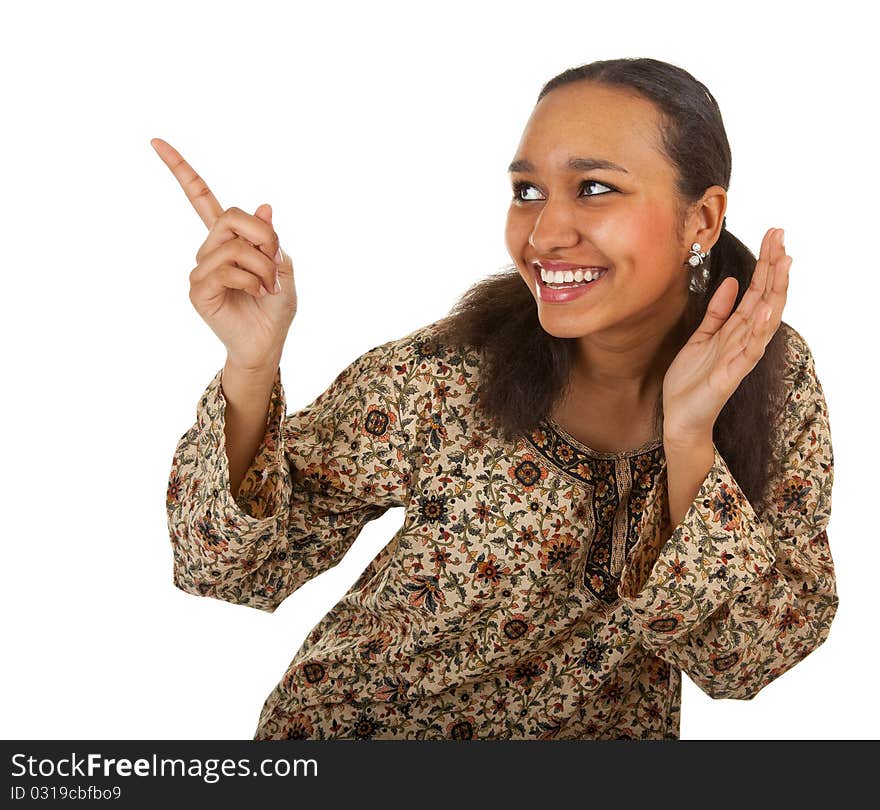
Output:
(533, 265), (610, 303)
(535, 260), (608, 272)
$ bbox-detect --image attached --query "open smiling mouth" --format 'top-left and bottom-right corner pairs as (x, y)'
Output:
(532, 265), (610, 301)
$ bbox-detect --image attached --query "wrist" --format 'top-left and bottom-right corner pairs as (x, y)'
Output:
(663, 435), (716, 528)
(221, 356), (281, 407)
(663, 433), (715, 452)
(224, 353), (282, 380)
(662, 427), (714, 452)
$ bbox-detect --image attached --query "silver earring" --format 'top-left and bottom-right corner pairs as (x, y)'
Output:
(687, 242), (709, 267)
(687, 242), (710, 294)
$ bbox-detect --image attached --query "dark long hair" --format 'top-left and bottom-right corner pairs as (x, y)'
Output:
(431, 57), (789, 516)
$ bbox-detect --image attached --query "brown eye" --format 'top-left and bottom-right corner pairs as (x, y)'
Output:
(511, 179), (615, 202)
(580, 179), (614, 197)
(511, 181), (540, 201)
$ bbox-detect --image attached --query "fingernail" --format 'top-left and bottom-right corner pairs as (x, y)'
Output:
(259, 285), (269, 297)
(764, 307), (772, 322)
(779, 229), (785, 246)
(274, 277), (281, 293)
(274, 246), (283, 264)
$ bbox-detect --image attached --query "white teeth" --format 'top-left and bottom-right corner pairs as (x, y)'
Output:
(539, 267), (606, 285)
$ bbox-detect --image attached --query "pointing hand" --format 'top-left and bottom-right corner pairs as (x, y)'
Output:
(151, 137), (297, 372)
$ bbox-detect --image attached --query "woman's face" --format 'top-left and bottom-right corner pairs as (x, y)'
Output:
(505, 81), (707, 340)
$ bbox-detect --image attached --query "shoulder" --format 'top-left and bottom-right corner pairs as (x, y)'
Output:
(361, 320), (485, 431)
(322, 322), (442, 385)
(364, 319), (481, 378)
(777, 321), (823, 395)
(775, 321), (830, 435)
(372, 320), (451, 364)
(335, 320), (463, 414)
(778, 321), (813, 370)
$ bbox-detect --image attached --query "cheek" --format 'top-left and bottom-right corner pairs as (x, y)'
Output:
(617, 208), (676, 272)
(505, 218), (535, 284)
(504, 218), (537, 294)
(504, 212), (527, 252)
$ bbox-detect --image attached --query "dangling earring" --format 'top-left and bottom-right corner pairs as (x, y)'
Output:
(687, 242), (709, 267)
(686, 242), (710, 294)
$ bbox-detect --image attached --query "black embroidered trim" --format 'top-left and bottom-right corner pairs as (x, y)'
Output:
(522, 420), (666, 605)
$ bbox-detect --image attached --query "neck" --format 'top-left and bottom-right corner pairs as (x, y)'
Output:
(568, 293), (691, 410)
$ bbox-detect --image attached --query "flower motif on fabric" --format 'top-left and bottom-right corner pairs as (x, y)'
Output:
(706, 481), (747, 532)
(374, 675), (411, 704)
(502, 617), (530, 640)
(417, 492), (450, 524)
(507, 656), (548, 689)
(776, 473), (814, 513)
(508, 455), (547, 491)
(709, 651), (741, 672)
(646, 615), (682, 634)
(194, 517), (228, 555)
(539, 533), (579, 572)
(166, 470), (184, 508)
(778, 605), (807, 639)
(425, 411), (448, 451)
(363, 406), (395, 440)
(351, 711), (385, 739)
(666, 556), (691, 583)
(300, 661), (328, 685)
(554, 442), (577, 465)
(414, 335), (445, 363)
(358, 631), (394, 660)
(448, 719), (475, 739)
(277, 712), (314, 740)
(579, 639), (609, 673)
(403, 574), (446, 614)
(463, 433), (489, 453)
(471, 552), (511, 586)
(298, 461), (346, 496)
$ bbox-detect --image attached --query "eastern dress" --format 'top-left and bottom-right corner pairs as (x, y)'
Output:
(166, 320), (838, 740)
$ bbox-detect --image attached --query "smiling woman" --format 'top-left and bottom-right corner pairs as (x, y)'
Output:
(167, 56), (837, 740)
(434, 58), (789, 515)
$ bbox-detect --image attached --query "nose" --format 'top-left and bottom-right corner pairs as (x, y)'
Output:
(527, 197), (580, 253)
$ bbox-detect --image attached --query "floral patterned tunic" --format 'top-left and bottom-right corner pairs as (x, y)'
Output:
(166, 319), (838, 740)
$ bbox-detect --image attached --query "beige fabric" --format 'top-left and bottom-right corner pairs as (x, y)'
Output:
(166, 320), (838, 739)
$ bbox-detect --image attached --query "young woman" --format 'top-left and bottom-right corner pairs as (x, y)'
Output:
(159, 57), (837, 740)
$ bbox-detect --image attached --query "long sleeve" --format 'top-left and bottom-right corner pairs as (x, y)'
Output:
(617, 328), (838, 700)
(166, 340), (418, 613)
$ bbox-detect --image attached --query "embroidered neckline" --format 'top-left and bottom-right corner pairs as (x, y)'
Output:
(543, 415), (663, 460)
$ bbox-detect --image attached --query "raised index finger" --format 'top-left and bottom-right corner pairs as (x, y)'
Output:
(150, 137), (223, 230)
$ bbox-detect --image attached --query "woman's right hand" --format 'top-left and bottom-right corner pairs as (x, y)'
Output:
(151, 137), (298, 373)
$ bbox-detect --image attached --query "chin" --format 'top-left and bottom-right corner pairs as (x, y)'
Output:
(535, 309), (602, 340)
(522, 276), (605, 339)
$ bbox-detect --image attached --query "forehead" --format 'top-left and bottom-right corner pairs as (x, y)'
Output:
(514, 82), (671, 181)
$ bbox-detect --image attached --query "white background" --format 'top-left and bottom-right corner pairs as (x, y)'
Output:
(2, 0), (874, 740)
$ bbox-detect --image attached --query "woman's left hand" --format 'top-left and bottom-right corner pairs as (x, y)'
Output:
(661, 227), (791, 444)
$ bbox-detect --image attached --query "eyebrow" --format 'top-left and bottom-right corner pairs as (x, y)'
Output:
(507, 157), (630, 174)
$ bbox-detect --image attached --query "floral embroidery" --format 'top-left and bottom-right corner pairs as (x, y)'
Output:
(167, 321), (838, 738)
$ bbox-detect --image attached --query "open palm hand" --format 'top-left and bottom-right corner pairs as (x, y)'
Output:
(662, 227), (792, 443)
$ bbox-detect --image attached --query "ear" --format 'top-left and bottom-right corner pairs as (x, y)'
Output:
(691, 185), (727, 250)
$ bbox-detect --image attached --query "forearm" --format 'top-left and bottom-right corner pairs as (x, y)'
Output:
(663, 435), (716, 529)
(221, 357), (281, 500)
